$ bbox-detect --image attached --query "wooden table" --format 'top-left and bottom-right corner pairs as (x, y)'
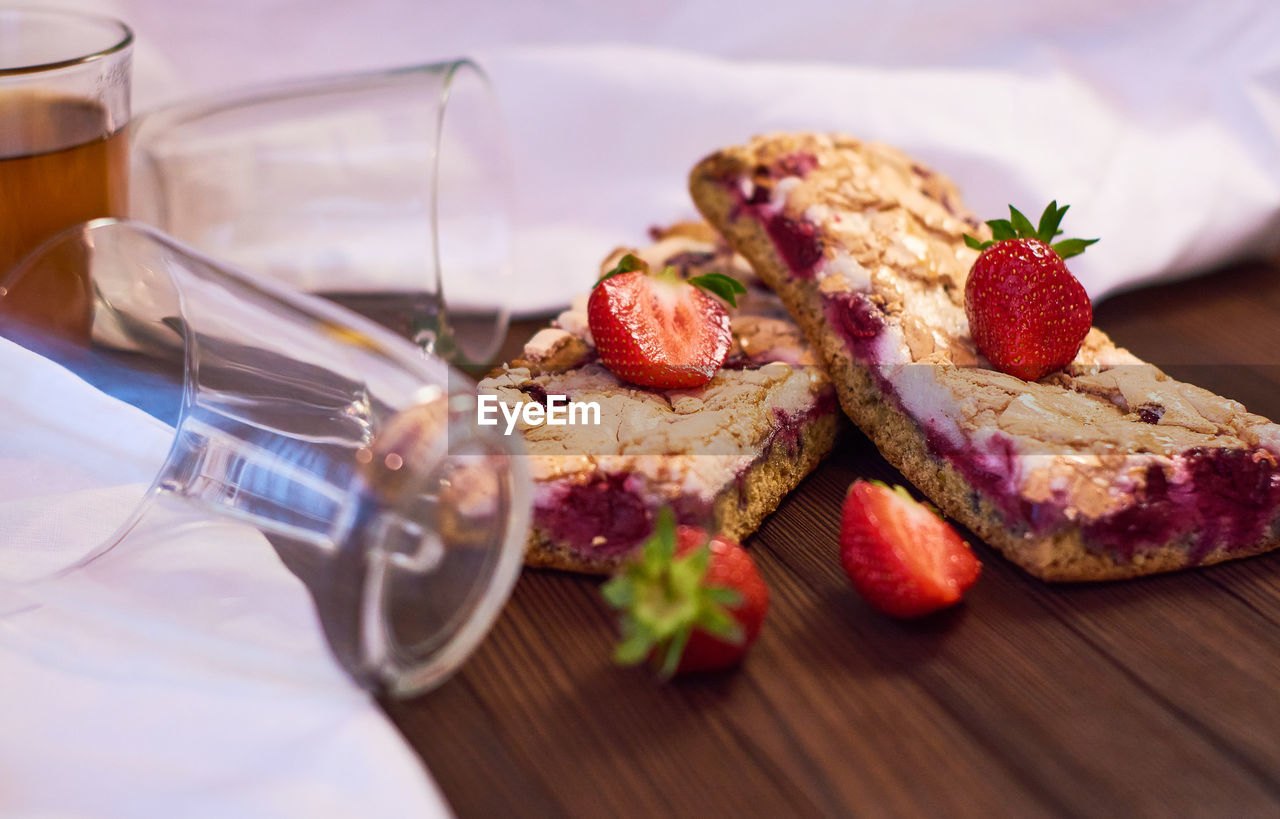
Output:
(382, 260), (1280, 817)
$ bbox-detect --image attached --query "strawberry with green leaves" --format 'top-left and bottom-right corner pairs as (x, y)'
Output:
(588, 253), (746, 389)
(602, 508), (769, 677)
(839, 480), (981, 618)
(964, 201), (1098, 382)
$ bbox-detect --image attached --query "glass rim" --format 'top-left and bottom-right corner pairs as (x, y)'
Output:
(0, 7), (133, 77)
(129, 56), (513, 367)
(431, 57), (513, 365)
(131, 57), (479, 130)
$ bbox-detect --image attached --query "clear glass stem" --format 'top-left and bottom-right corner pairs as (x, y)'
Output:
(157, 414), (362, 551)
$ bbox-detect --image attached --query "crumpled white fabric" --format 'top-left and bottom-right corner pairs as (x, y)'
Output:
(0, 337), (449, 818)
(67, 0), (1280, 312)
(481, 38), (1280, 308)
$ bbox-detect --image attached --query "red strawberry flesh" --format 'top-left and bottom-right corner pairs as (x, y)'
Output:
(965, 238), (1092, 382)
(675, 526), (769, 674)
(839, 481), (981, 618)
(588, 270), (732, 389)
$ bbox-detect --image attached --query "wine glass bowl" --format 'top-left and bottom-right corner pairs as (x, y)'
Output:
(129, 59), (513, 367)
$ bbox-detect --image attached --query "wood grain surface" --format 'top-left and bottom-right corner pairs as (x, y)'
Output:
(382, 260), (1280, 818)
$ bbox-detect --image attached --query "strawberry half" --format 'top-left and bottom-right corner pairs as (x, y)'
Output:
(587, 254), (744, 389)
(602, 508), (769, 677)
(839, 480), (981, 618)
(964, 202), (1096, 382)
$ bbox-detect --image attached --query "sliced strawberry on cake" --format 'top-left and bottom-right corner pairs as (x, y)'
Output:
(479, 223), (839, 574)
(587, 250), (741, 388)
(690, 133), (1280, 581)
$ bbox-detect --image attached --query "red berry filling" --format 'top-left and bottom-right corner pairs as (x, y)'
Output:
(534, 396), (836, 560)
(534, 473), (716, 559)
(1084, 447), (1280, 562)
(535, 473), (654, 558)
(824, 291), (884, 344)
(764, 214), (824, 277)
(728, 161), (825, 278)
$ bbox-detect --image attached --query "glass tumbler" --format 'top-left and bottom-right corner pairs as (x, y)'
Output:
(0, 8), (131, 339)
(0, 218), (529, 696)
(129, 60), (512, 367)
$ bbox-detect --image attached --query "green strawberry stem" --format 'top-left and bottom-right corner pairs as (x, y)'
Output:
(597, 252), (648, 284)
(601, 507), (744, 679)
(964, 201), (1099, 259)
(595, 253), (747, 308)
(688, 272), (746, 307)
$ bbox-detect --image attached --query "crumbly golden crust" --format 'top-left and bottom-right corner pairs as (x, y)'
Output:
(691, 133), (1280, 581)
(485, 223), (839, 574)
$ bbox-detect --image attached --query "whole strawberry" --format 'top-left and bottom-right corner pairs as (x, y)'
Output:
(964, 202), (1097, 382)
(602, 508), (769, 677)
(588, 254), (745, 389)
(839, 480), (981, 618)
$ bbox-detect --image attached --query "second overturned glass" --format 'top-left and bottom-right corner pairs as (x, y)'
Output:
(0, 219), (529, 696)
(130, 60), (513, 366)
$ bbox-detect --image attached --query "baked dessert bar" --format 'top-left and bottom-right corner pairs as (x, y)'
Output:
(690, 133), (1280, 580)
(479, 223), (839, 574)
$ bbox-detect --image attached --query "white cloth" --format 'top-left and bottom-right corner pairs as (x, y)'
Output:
(77, 0), (1280, 311)
(0, 337), (449, 818)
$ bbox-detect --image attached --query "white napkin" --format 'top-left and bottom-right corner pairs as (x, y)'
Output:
(0, 337), (449, 818)
(60, 0), (1280, 314)
(479, 33), (1280, 310)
